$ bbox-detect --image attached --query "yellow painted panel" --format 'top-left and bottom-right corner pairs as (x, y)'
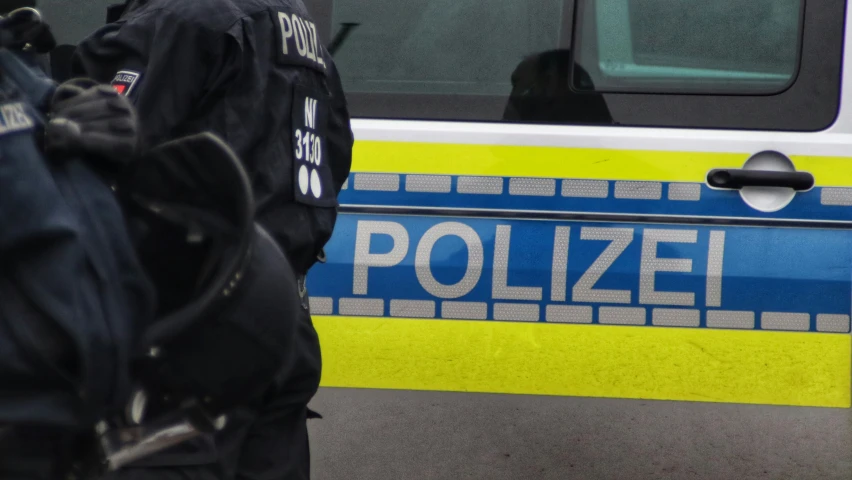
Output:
(316, 315), (851, 408)
(352, 141), (852, 187)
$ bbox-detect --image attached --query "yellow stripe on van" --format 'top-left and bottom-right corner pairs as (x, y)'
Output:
(352, 141), (852, 187)
(315, 315), (851, 408)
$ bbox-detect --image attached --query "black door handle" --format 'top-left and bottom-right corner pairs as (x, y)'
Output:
(706, 169), (814, 191)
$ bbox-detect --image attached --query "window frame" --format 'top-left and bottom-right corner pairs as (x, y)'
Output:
(306, 0), (847, 131)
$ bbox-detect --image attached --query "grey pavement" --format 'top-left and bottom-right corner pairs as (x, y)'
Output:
(309, 388), (852, 480)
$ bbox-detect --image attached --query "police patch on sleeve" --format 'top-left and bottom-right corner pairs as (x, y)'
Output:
(292, 86), (335, 207)
(111, 70), (141, 96)
(270, 8), (327, 75)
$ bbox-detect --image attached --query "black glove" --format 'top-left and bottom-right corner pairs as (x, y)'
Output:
(44, 77), (139, 171)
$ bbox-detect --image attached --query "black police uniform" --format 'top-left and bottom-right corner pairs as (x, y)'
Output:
(72, 0), (354, 478)
(0, 20), (154, 480)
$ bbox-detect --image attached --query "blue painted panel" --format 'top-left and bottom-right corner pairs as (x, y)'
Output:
(308, 213), (852, 332)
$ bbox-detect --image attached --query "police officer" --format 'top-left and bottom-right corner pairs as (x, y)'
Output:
(0, 5), (154, 479)
(72, 0), (354, 478)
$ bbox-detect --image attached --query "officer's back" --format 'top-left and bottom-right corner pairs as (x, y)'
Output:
(74, 0), (353, 276)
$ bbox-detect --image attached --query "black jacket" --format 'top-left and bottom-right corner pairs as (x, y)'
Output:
(73, 0), (354, 275)
(0, 47), (154, 433)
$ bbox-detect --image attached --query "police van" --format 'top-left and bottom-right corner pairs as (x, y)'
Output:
(49, 0), (851, 478)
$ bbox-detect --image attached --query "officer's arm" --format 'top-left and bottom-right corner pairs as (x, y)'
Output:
(72, 9), (235, 150)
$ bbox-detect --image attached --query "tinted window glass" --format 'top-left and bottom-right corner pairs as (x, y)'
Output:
(331, 0), (564, 97)
(573, 0), (803, 94)
(43, 0), (848, 131)
(315, 0), (843, 131)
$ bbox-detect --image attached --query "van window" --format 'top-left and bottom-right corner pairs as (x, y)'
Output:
(331, 0), (564, 97)
(314, 0), (843, 131)
(42, 0), (847, 131)
(573, 0), (803, 94)
(320, 0), (574, 122)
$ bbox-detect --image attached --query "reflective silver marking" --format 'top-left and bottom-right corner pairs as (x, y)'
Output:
(614, 181), (663, 200)
(705, 231), (726, 308)
(339, 298), (384, 316)
(668, 183), (702, 201)
(309, 297), (333, 315)
(493, 303), (540, 322)
(509, 178), (556, 197)
(353, 221), (409, 295)
(599, 307), (646, 325)
(341, 178), (349, 190)
(457, 176), (503, 195)
(816, 314), (851, 333)
(562, 179), (608, 198)
(493, 225), (542, 301)
(353, 173), (400, 192)
(405, 175), (452, 193)
(573, 228), (633, 304)
(441, 301), (488, 320)
(416, 222), (483, 299)
(761, 312), (810, 331)
(820, 188), (852, 206)
(550, 227), (570, 302)
(706, 310), (754, 329)
(639, 229), (698, 307)
(546, 305), (593, 324)
(390, 300), (436, 318)
(652, 308), (700, 327)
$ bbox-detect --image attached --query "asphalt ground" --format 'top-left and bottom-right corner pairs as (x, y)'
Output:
(309, 387), (852, 480)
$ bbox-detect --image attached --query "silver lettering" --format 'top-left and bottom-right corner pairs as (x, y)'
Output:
(353, 221), (409, 295)
(278, 13), (293, 55)
(572, 228), (633, 304)
(0, 103), (32, 134)
(492, 225), (542, 301)
(292, 15), (309, 58)
(415, 222), (483, 299)
(304, 97), (317, 129)
(313, 136), (322, 165)
(706, 231), (726, 307)
(294, 129), (303, 159)
(302, 133), (312, 164)
(308, 22), (326, 68)
(303, 19), (317, 61)
(551, 226), (570, 302)
(639, 229), (698, 307)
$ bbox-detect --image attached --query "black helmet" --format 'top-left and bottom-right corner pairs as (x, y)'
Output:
(119, 132), (303, 422)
